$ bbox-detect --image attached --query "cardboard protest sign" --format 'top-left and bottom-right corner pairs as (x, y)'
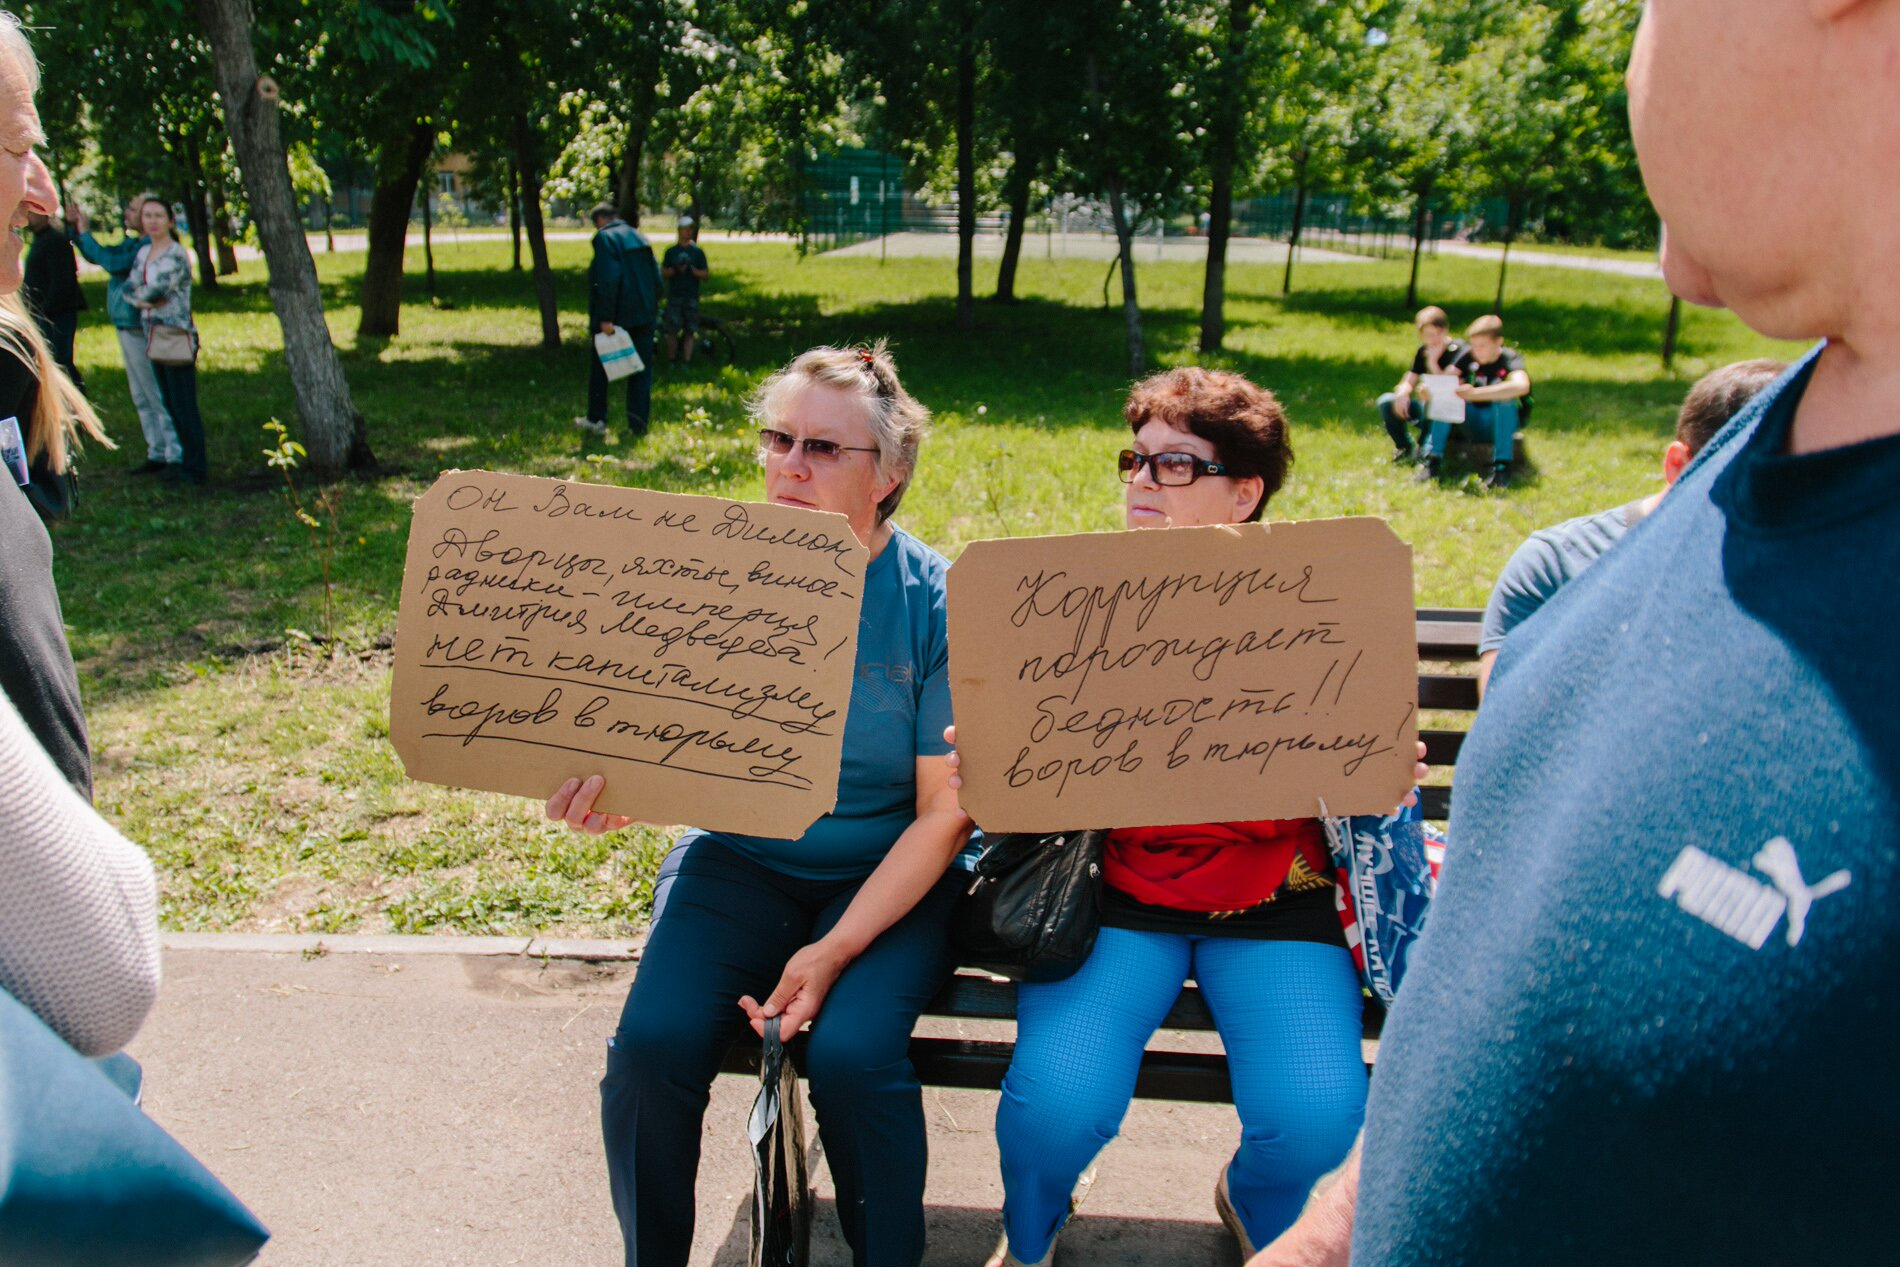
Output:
(390, 471), (868, 838)
(948, 518), (1416, 832)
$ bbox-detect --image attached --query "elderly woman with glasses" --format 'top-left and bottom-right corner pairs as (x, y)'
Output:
(547, 342), (972, 1267)
(952, 367), (1427, 1267)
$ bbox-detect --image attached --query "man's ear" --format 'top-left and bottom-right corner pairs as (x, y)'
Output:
(1662, 439), (1694, 486)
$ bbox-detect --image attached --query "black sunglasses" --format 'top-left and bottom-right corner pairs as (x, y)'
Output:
(1118, 449), (1233, 486)
(759, 429), (880, 462)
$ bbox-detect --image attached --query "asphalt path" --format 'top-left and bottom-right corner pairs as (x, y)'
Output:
(130, 938), (1254, 1266)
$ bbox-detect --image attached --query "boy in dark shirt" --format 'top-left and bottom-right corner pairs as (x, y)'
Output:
(661, 215), (709, 365)
(1417, 313), (1532, 489)
(1376, 305), (1470, 460)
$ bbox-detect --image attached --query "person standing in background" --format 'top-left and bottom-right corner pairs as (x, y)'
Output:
(19, 207), (85, 517)
(23, 207), (83, 390)
(577, 201), (659, 440)
(661, 214), (708, 366)
(67, 194), (176, 475)
(127, 198), (206, 487)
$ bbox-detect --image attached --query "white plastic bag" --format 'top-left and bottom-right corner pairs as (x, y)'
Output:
(594, 329), (644, 382)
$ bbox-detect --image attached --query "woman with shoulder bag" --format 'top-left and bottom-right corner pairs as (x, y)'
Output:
(948, 368), (1430, 1267)
(127, 198), (206, 486)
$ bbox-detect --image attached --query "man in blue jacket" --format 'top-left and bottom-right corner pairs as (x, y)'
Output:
(66, 197), (176, 474)
(577, 202), (659, 440)
(1254, 3), (1900, 1264)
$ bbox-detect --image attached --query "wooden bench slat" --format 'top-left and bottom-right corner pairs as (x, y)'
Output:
(1419, 785), (1452, 820)
(1420, 728), (1465, 765)
(1417, 624), (1484, 661)
(1419, 673), (1480, 711)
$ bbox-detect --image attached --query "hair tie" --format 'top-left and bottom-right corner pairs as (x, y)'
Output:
(858, 349), (876, 367)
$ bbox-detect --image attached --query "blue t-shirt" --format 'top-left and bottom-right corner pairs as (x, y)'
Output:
(681, 525), (954, 881)
(1355, 346), (1900, 1265)
(1479, 498), (1648, 654)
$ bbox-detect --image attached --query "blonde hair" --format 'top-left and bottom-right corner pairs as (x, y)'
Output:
(0, 16), (106, 472)
(749, 341), (930, 522)
(1415, 306), (1450, 330)
(1466, 314), (1505, 339)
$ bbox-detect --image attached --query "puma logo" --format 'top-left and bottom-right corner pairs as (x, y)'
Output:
(1657, 838), (1851, 950)
(1751, 836), (1852, 947)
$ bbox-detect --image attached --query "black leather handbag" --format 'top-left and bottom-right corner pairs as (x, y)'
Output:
(952, 829), (1107, 983)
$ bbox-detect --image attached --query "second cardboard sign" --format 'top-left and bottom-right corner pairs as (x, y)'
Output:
(948, 518), (1417, 833)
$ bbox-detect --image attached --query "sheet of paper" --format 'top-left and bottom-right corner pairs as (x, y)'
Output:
(947, 517), (1417, 832)
(1421, 373), (1465, 422)
(390, 471), (868, 838)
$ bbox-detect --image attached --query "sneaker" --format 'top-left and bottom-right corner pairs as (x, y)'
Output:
(1214, 1166), (1258, 1258)
(983, 1163), (1093, 1267)
(982, 1234), (1048, 1267)
(1389, 445), (1418, 465)
(1412, 456), (1441, 483)
(1484, 463), (1512, 490)
(573, 416), (608, 437)
(130, 457), (168, 475)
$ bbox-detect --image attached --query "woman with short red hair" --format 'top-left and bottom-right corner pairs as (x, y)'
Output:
(977, 368), (1421, 1266)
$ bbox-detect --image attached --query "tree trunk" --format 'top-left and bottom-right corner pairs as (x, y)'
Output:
(514, 117), (560, 349)
(178, 133), (220, 291)
(614, 41), (664, 223)
(1662, 293), (1682, 368)
(1282, 161), (1309, 295)
(954, 8), (976, 336)
(324, 196), (335, 252)
(1106, 174), (1144, 378)
(507, 160), (522, 271)
(209, 170), (239, 275)
(1198, 0), (1252, 354)
(1494, 194), (1524, 313)
(993, 146), (1032, 303)
(1406, 189), (1429, 310)
(357, 122), (433, 339)
(421, 171), (436, 299)
(195, 0), (373, 475)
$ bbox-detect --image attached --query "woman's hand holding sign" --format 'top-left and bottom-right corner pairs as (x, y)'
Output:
(546, 775), (634, 834)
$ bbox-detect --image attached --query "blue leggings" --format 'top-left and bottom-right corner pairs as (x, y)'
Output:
(996, 930), (1367, 1261)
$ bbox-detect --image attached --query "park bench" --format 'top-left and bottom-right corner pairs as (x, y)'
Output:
(719, 607), (1485, 1105)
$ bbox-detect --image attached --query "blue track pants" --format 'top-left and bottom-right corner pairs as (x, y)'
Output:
(995, 929), (1367, 1260)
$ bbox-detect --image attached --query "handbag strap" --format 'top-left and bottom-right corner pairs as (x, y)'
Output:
(760, 1014), (785, 1084)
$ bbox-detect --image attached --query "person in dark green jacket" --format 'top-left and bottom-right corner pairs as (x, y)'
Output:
(577, 202), (659, 440)
(66, 197), (177, 472)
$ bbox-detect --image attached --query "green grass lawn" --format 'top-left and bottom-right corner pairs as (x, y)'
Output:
(55, 238), (1803, 936)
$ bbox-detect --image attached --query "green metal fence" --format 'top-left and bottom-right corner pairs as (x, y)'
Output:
(802, 148), (1515, 255)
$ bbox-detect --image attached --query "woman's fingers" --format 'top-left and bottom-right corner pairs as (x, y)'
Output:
(565, 776), (604, 829)
(545, 777), (581, 821)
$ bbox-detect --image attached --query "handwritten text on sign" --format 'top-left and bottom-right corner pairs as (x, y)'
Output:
(390, 471), (868, 838)
(947, 518), (1416, 831)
